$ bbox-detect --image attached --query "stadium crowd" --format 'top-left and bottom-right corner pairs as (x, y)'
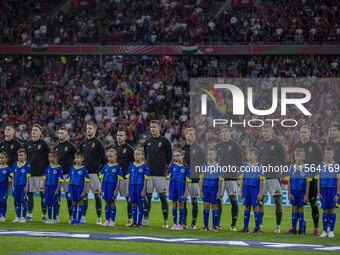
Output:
(2, 0), (340, 45)
(0, 53), (339, 171)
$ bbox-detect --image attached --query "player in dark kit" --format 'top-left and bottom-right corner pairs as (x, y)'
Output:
(143, 120), (172, 228)
(79, 122), (107, 225)
(53, 127), (78, 223)
(24, 124), (50, 222)
(214, 126), (243, 231)
(112, 129), (135, 226)
(290, 125), (323, 235)
(180, 127), (206, 229)
(0, 125), (23, 168)
(256, 124), (285, 233)
(329, 124), (340, 164)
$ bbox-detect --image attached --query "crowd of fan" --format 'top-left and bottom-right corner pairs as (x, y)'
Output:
(222, 0), (340, 44)
(0, 53), (339, 167)
(0, 0), (53, 44)
(2, 0), (340, 45)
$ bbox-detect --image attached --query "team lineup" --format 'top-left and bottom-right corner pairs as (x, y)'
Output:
(0, 121), (339, 237)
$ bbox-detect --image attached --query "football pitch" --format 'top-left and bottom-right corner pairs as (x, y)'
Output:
(0, 197), (339, 255)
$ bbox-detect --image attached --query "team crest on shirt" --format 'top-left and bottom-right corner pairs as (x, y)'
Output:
(65, 147), (68, 152)
(301, 172), (305, 176)
(229, 146), (232, 151)
(53, 170), (57, 174)
(92, 143), (95, 148)
(68, 193), (71, 197)
(309, 147), (312, 152)
(112, 169), (116, 173)
(123, 149), (126, 153)
(10, 145), (14, 149)
(139, 168), (143, 172)
(78, 171), (82, 175)
(193, 149), (196, 154)
(271, 145), (274, 150)
(38, 145), (41, 150)
(158, 142), (162, 147)
(181, 169), (185, 173)
(21, 169), (25, 173)
(2, 170), (6, 174)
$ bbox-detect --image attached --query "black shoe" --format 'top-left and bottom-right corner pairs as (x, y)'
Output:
(298, 229), (304, 235)
(239, 227), (249, 233)
(129, 223), (138, 227)
(253, 227), (261, 234)
(137, 223), (143, 228)
(292, 229), (297, 235)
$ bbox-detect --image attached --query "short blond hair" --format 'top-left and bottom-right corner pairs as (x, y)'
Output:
(184, 127), (195, 136)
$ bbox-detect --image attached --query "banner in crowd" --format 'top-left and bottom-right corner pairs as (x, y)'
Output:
(94, 107), (114, 121)
(231, 0), (256, 7)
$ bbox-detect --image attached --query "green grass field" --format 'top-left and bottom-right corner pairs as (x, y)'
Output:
(0, 197), (339, 255)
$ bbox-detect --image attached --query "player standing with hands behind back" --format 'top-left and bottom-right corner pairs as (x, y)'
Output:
(25, 124), (50, 222)
(256, 124), (285, 233)
(53, 127), (78, 223)
(143, 120), (172, 228)
(79, 122), (107, 225)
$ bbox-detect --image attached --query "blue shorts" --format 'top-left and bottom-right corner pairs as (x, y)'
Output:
(102, 182), (117, 203)
(68, 184), (84, 201)
(203, 186), (221, 204)
(43, 186), (61, 206)
(320, 187), (337, 210)
(129, 184), (147, 204)
(14, 185), (29, 203)
(291, 190), (305, 206)
(169, 181), (185, 202)
(242, 185), (260, 207)
(0, 182), (8, 203)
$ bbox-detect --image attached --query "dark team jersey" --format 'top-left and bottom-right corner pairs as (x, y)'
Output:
(24, 139), (50, 177)
(0, 138), (23, 167)
(256, 138), (286, 179)
(291, 140), (324, 178)
(180, 143), (206, 183)
(143, 135), (172, 176)
(328, 140), (340, 165)
(54, 140), (78, 175)
(112, 142), (134, 178)
(79, 137), (107, 174)
(214, 139), (243, 180)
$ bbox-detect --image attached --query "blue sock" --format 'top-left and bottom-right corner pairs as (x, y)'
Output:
(2, 202), (7, 217)
(48, 206), (52, 220)
(298, 212), (304, 231)
(323, 213), (328, 233)
(330, 213), (336, 232)
(53, 206), (57, 220)
(72, 205), (77, 220)
(203, 209), (209, 228)
(254, 211), (260, 228)
(22, 204), (27, 218)
(244, 210), (250, 229)
(132, 206), (137, 223)
(16, 204), (21, 218)
(172, 208), (177, 225)
(292, 213), (297, 230)
(111, 206), (117, 222)
(105, 206), (110, 221)
(212, 210), (218, 227)
(78, 205), (83, 221)
(179, 208), (184, 225)
(138, 205), (143, 224)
